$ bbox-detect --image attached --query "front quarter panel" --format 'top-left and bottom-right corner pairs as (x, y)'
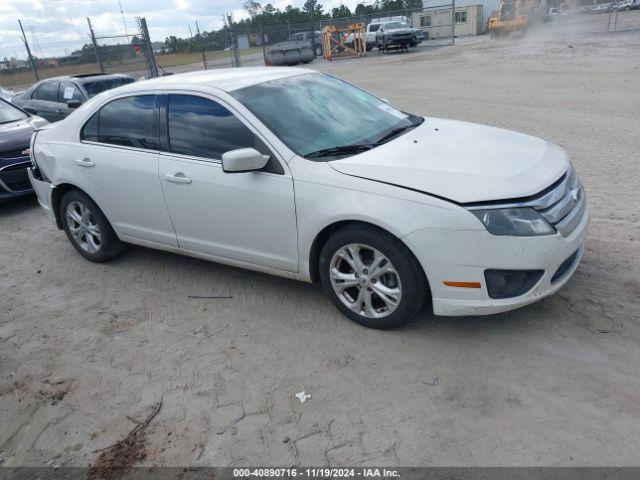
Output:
(289, 156), (484, 281)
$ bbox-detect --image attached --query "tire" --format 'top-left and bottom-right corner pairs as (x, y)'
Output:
(60, 189), (124, 262)
(319, 224), (428, 329)
(314, 44), (322, 56)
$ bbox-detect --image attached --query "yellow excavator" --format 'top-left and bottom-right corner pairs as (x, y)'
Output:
(488, 0), (540, 37)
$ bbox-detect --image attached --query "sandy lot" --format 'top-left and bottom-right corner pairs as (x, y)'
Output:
(1, 13), (640, 469)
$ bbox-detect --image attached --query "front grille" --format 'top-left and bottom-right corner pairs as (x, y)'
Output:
(535, 168), (586, 236)
(0, 147), (30, 160)
(0, 163), (31, 192)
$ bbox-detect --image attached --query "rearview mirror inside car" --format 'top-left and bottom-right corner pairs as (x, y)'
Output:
(67, 100), (82, 109)
(222, 148), (269, 173)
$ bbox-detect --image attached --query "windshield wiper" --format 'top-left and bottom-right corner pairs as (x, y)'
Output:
(304, 144), (373, 159)
(374, 120), (422, 146)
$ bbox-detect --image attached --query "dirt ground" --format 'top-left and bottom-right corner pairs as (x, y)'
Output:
(1, 13), (640, 469)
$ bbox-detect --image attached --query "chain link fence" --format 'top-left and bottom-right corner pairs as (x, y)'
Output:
(3, 8), (639, 92)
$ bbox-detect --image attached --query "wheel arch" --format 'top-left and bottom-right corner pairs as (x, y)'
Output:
(308, 220), (432, 300)
(51, 183), (95, 229)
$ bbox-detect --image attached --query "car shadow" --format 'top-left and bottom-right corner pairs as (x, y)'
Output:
(108, 242), (567, 338)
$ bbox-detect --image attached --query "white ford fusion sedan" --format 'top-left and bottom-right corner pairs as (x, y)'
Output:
(28, 67), (589, 329)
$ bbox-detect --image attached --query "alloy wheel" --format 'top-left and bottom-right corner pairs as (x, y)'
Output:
(65, 201), (102, 254)
(329, 243), (402, 318)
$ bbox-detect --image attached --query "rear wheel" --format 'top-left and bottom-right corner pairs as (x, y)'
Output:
(60, 190), (124, 262)
(319, 225), (428, 329)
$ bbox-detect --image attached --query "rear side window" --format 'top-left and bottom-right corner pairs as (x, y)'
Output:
(82, 77), (135, 98)
(60, 82), (84, 102)
(34, 82), (59, 102)
(81, 95), (158, 150)
(166, 95), (257, 160)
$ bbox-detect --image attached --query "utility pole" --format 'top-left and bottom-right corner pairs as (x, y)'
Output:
(259, 19), (267, 65)
(196, 20), (207, 70)
(87, 17), (105, 74)
(451, 0), (456, 45)
(136, 17), (159, 78)
(118, 0), (129, 38)
(225, 14), (240, 68)
(18, 19), (39, 81)
(309, 7), (316, 58)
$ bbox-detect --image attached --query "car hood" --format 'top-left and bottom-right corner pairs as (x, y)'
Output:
(328, 117), (569, 204)
(0, 116), (48, 152)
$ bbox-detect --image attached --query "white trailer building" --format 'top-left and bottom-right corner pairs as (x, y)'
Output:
(412, 4), (485, 39)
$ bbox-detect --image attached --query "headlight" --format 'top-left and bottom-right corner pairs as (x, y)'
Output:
(471, 207), (555, 236)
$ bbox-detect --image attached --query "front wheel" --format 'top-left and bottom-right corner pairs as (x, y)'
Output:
(60, 189), (125, 262)
(319, 225), (428, 329)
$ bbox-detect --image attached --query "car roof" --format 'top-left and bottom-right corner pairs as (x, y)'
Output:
(114, 67), (314, 94)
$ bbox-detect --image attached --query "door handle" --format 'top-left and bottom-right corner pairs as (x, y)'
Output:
(76, 158), (95, 168)
(56, 109), (64, 113)
(164, 173), (192, 184)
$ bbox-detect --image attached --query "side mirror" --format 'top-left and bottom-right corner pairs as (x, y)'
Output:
(23, 106), (38, 115)
(222, 148), (269, 173)
(67, 100), (81, 109)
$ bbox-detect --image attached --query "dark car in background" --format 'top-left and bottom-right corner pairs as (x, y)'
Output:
(286, 31), (323, 56)
(11, 73), (135, 123)
(0, 98), (48, 200)
(375, 22), (418, 52)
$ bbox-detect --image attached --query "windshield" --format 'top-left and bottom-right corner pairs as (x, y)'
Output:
(82, 77), (135, 98)
(231, 73), (423, 159)
(0, 99), (28, 124)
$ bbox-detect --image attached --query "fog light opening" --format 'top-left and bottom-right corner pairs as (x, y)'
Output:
(484, 269), (544, 299)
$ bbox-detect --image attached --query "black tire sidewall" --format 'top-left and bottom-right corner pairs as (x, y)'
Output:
(319, 225), (427, 329)
(60, 190), (123, 262)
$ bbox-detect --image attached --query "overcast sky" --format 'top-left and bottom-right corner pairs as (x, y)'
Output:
(0, 0), (362, 58)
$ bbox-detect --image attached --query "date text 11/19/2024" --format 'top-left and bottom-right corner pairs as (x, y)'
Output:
(233, 468), (401, 478)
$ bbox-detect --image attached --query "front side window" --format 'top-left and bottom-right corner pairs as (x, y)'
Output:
(166, 95), (259, 160)
(34, 81), (59, 102)
(231, 73), (422, 159)
(81, 95), (158, 150)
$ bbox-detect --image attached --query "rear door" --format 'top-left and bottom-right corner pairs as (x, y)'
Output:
(158, 93), (298, 271)
(75, 94), (178, 246)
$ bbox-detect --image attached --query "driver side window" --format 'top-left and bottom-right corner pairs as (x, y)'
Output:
(164, 94), (283, 174)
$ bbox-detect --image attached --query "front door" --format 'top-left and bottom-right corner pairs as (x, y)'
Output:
(158, 94), (298, 272)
